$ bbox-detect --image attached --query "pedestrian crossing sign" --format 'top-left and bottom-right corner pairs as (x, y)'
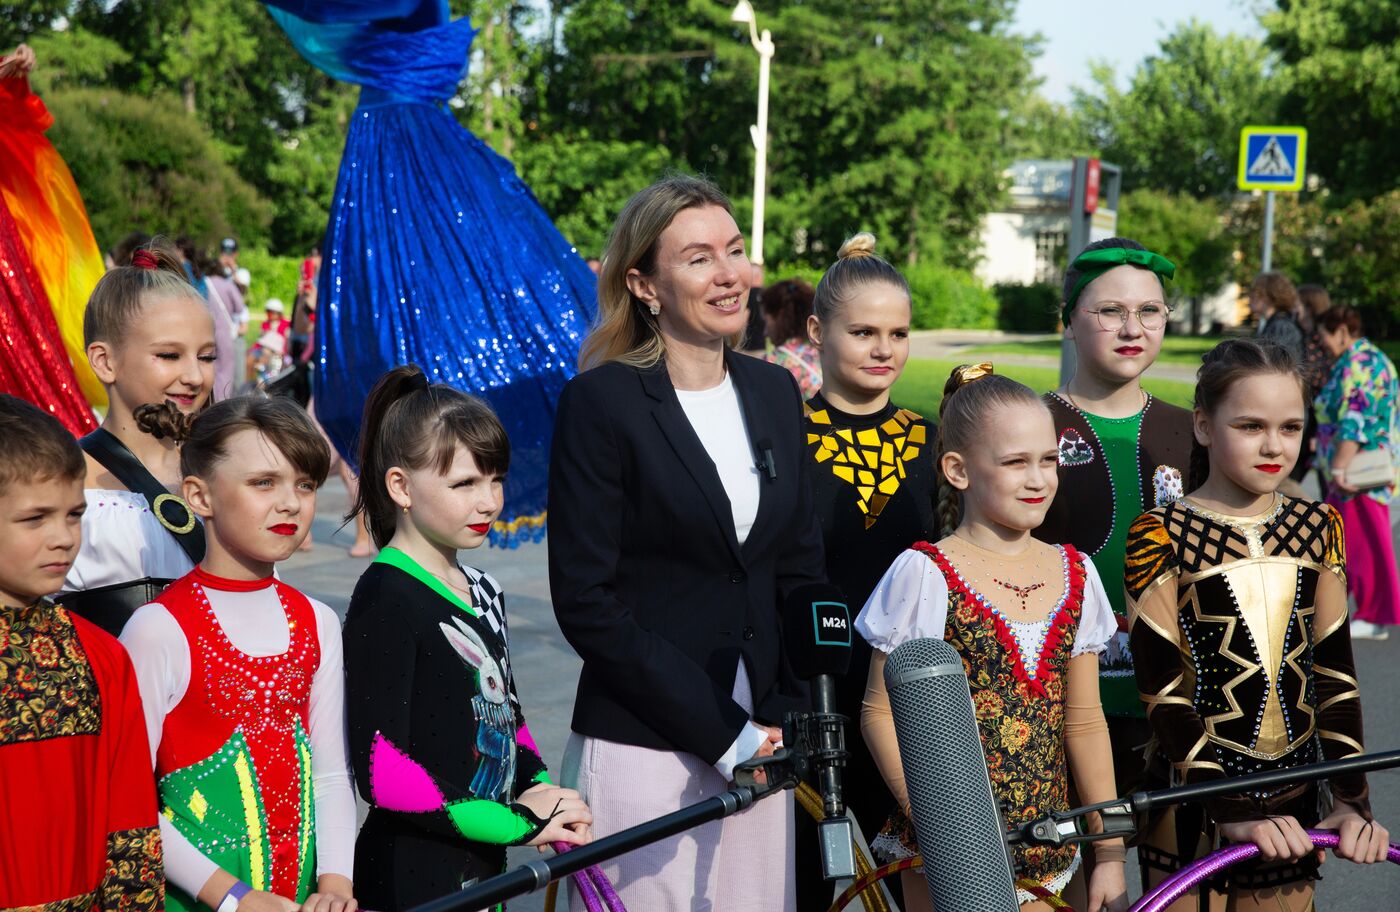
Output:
(1238, 126), (1307, 192)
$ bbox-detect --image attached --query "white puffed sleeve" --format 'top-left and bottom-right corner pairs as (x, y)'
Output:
(1071, 556), (1120, 658)
(854, 548), (950, 654)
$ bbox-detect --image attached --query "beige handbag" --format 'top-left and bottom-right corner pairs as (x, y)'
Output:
(1344, 446), (1394, 491)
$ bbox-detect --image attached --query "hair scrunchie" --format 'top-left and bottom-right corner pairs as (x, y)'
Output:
(131, 249), (160, 271)
(952, 361), (994, 390)
(1062, 247), (1177, 323)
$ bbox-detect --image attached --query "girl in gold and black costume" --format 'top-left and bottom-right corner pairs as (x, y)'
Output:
(1125, 339), (1389, 911)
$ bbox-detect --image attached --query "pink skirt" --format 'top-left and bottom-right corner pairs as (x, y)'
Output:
(1328, 493), (1400, 625)
(560, 664), (795, 911)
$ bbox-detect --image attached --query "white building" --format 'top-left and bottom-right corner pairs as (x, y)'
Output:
(976, 159), (1245, 331)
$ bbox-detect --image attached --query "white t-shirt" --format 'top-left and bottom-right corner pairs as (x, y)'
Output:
(675, 371), (762, 545)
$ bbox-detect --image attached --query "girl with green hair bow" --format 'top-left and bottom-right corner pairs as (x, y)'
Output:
(1033, 237), (1195, 826)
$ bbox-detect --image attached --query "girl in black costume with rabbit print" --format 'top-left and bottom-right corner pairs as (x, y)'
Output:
(343, 366), (593, 911)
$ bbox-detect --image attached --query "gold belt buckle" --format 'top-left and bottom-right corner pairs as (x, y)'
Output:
(152, 493), (197, 535)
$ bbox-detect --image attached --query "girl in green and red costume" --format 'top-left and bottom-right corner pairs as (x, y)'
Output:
(122, 396), (357, 912)
(1033, 238), (1194, 798)
(342, 366), (592, 911)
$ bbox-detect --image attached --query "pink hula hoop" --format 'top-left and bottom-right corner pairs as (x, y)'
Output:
(1131, 829), (1400, 912)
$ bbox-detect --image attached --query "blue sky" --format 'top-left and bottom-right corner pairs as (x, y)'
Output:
(1014, 0), (1266, 104)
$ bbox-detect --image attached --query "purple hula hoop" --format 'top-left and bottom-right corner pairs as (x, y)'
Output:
(551, 841), (628, 912)
(1131, 829), (1400, 912)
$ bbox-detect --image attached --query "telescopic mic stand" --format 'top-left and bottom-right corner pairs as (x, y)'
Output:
(782, 704), (857, 880)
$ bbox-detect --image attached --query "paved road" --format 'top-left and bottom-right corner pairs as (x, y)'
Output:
(287, 476), (1400, 910)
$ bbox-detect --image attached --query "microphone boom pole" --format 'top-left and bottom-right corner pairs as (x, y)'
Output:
(1014, 748), (1400, 848)
(407, 757), (800, 912)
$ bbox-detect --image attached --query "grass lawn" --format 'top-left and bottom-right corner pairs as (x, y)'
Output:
(963, 335), (1224, 366)
(965, 334), (1400, 368)
(891, 357), (1196, 418)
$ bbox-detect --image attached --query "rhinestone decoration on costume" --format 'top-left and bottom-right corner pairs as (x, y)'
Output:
(153, 576), (320, 907)
(262, 0), (597, 546)
(0, 601), (100, 745)
(1125, 497), (1357, 785)
(1056, 427), (1095, 467)
(805, 404), (926, 528)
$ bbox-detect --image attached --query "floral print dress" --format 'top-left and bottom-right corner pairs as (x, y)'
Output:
(1314, 336), (1400, 504)
(856, 540), (1118, 902)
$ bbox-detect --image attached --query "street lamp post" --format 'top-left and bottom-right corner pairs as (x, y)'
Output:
(732, 1), (774, 267)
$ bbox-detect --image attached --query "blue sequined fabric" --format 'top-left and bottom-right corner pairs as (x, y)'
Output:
(264, 0), (597, 545)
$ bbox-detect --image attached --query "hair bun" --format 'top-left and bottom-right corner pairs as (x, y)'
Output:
(836, 232), (878, 260)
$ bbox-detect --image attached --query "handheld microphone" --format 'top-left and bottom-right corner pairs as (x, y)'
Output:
(755, 438), (777, 481)
(781, 582), (856, 880)
(885, 637), (1019, 911)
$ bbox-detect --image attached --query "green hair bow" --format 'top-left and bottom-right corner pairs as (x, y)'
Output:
(1062, 247), (1177, 324)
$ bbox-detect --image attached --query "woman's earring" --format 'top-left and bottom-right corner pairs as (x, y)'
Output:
(403, 503), (410, 514)
(648, 303), (660, 316)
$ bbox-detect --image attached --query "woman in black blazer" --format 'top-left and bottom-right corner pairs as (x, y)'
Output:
(550, 176), (825, 911)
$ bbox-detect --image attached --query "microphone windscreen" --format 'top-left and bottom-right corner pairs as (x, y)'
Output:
(885, 638), (1018, 911)
(781, 583), (852, 679)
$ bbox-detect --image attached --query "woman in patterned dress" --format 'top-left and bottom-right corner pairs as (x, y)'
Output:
(858, 365), (1127, 912)
(1312, 306), (1400, 639)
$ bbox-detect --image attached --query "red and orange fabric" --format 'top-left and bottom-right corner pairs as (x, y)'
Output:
(0, 71), (106, 408)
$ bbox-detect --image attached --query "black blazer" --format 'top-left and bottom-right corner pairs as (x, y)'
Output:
(549, 349), (826, 765)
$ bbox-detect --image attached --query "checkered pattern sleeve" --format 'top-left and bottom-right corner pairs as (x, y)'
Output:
(465, 569), (550, 794)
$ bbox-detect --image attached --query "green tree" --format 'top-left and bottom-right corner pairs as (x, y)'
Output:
(1265, 0), (1400, 199)
(1075, 20), (1282, 198)
(514, 131), (676, 257)
(44, 87), (272, 250)
(0, 0), (69, 46)
(1118, 189), (1234, 334)
(24, 26), (131, 94)
(68, 0), (347, 252)
(524, 0), (1038, 269)
(1229, 191), (1400, 337)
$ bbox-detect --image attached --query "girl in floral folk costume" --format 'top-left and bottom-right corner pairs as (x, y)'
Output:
(858, 366), (1127, 912)
(121, 397), (357, 912)
(1125, 339), (1389, 910)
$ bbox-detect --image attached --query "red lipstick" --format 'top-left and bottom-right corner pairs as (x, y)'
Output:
(468, 522), (492, 534)
(1256, 464), (1283, 474)
(1115, 346), (1144, 356)
(269, 523), (298, 536)
(1019, 497), (1046, 504)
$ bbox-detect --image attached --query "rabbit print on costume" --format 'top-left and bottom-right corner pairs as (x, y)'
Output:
(439, 617), (519, 802)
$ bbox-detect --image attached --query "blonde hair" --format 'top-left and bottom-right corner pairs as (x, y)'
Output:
(579, 175), (734, 371)
(83, 238), (204, 348)
(934, 366), (1047, 535)
(812, 232), (910, 322)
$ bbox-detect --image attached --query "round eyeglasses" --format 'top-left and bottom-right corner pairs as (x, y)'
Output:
(1081, 302), (1172, 332)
